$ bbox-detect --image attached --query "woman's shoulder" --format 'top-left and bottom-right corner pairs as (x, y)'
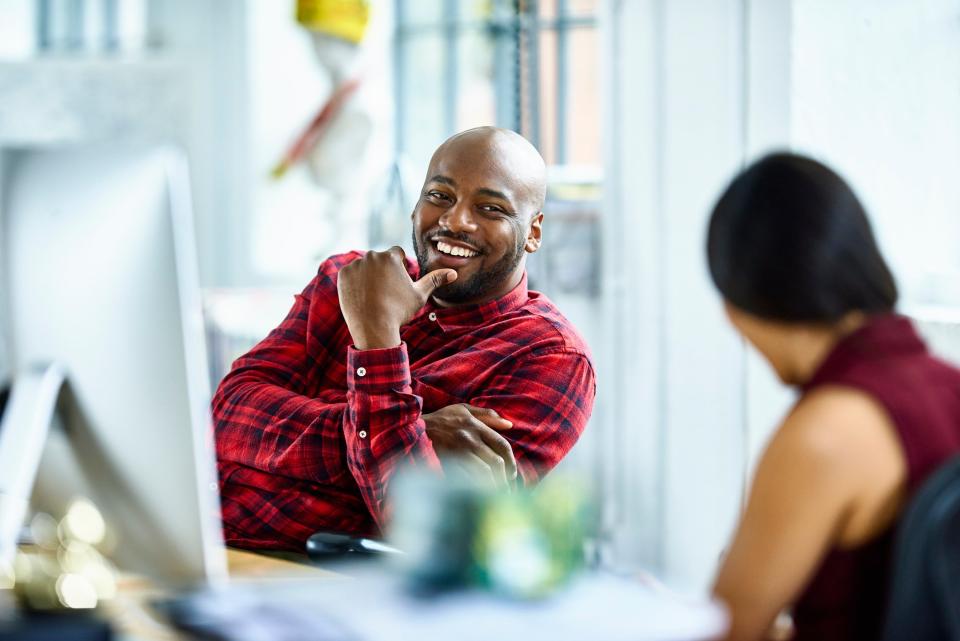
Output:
(788, 386), (894, 442)
(776, 386), (903, 484)
(775, 385), (907, 546)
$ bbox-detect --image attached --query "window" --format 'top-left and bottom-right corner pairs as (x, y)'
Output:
(390, 0), (601, 297)
(394, 0), (599, 168)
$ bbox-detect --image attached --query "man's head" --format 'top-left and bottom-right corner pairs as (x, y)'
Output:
(411, 126), (547, 306)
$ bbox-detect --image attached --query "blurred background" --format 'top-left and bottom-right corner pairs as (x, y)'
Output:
(1, 0), (959, 594)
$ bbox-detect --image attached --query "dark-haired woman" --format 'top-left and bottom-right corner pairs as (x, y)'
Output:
(707, 153), (960, 641)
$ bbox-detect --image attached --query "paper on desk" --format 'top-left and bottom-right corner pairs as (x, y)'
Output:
(160, 586), (360, 641)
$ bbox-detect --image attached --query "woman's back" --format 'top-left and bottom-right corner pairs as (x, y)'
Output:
(793, 314), (960, 640)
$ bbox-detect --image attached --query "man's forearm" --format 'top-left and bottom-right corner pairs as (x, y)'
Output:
(213, 370), (351, 484)
(342, 343), (442, 531)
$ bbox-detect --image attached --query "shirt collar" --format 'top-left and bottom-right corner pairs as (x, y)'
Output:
(417, 273), (530, 331)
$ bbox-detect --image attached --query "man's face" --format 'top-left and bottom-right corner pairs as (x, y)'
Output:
(411, 137), (543, 306)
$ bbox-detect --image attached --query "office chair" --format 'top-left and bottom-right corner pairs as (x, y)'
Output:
(881, 454), (960, 641)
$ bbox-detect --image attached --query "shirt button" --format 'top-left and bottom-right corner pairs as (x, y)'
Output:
(428, 312), (438, 321)
(356, 366), (367, 377)
(359, 430), (368, 438)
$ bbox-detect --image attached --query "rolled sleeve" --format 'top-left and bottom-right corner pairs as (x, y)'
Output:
(343, 342), (440, 532)
(346, 344), (412, 393)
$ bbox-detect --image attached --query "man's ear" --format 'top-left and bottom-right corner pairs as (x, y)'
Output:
(525, 212), (543, 253)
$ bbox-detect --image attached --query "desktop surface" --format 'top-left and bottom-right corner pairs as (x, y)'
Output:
(106, 550), (726, 641)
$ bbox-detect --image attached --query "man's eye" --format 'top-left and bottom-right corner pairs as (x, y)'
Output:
(480, 205), (505, 214)
(427, 191), (451, 201)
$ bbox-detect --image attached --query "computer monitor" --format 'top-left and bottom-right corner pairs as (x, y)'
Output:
(0, 145), (227, 586)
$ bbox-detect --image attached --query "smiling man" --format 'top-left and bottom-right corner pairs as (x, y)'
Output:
(213, 127), (596, 550)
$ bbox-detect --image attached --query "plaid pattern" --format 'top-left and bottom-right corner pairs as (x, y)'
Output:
(213, 251), (596, 550)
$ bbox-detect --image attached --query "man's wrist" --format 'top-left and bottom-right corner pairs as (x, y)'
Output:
(351, 324), (402, 350)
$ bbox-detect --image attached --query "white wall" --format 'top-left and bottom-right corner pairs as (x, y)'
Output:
(148, 0), (250, 288)
(745, 0), (960, 471)
(791, 0), (960, 306)
(0, 0), (34, 59)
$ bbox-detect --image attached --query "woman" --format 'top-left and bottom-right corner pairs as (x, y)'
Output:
(707, 153), (960, 641)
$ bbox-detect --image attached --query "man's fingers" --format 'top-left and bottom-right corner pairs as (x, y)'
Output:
(464, 404), (513, 430)
(456, 452), (498, 489)
(412, 268), (457, 299)
(461, 405), (516, 479)
(477, 429), (518, 480)
(470, 441), (510, 489)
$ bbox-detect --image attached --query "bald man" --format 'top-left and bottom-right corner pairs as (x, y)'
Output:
(213, 127), (596, 550)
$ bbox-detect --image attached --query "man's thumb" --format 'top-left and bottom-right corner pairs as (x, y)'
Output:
(413, 268), (457, 298)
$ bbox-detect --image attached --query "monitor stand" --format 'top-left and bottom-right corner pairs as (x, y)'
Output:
(0, 362), (66, 566)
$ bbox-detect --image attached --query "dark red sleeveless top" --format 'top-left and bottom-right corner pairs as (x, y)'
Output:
(793, 314), (960, 641)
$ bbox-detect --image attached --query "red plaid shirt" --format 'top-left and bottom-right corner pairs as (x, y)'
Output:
(213, 251), (595, 550)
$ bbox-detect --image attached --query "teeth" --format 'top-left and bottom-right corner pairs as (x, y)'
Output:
(436, 241), (478, 258)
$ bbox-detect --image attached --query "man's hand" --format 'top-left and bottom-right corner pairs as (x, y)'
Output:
(422, 403), (518, 489)
(337, 247), (457, 350)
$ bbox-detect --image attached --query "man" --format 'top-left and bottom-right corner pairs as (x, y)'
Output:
(213, 127), (595, 550)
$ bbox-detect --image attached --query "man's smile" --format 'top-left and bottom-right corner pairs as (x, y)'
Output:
(428, 236), (483, 268)
(434, 239), (479, 257)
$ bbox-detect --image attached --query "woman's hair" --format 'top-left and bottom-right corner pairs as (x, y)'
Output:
(706, 152), (898, 322)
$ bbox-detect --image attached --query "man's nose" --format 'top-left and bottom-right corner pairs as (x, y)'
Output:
(440, 203), (478, 233)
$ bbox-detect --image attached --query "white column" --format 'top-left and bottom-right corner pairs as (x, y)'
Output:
(599, 0), (669, 573)
(601, 0), (752, 591)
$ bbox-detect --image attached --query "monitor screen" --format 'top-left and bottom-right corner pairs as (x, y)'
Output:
(0, 145), (226, 586)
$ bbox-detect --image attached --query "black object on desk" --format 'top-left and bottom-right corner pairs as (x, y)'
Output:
(306, 531), (401, 559)
(0, 612), (112, 641)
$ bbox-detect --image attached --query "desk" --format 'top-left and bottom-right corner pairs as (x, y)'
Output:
(107, 548), (339, 641)
(107, 549), (727, 641)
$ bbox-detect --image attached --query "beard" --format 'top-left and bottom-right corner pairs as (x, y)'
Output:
(413, 229), (526, 304)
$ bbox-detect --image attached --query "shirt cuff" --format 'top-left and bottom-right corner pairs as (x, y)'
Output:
(347, 343), (412, 392)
